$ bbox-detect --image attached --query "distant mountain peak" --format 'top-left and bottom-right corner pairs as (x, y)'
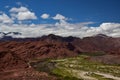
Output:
(93, 34), (109, 38)
(0, 32), (22, 37)
(47, 34), (59, 38)
(7, 32), (22, 35)
(0, 32), (22, 40)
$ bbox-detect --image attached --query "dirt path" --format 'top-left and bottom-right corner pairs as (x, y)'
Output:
(95, 72), (120, 80)
(69, 69), (120, 80)
(68, 69), (97, 80)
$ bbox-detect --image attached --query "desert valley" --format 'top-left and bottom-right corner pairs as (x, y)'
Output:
(0, 33), (120, 80)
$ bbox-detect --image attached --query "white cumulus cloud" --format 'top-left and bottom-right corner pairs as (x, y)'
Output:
(17, 11), (37, 20)
(53, 14), (67, 20)
(41, 13), (50, 19)
(10, 6), (37, 20)
(0, 6), (119, 38)
(0, 22), (120, 38)
(0, 13), (13, 24)
(10, 6), (28, 12)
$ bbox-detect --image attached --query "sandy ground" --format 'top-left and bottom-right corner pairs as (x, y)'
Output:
(95, 72), (120, 80)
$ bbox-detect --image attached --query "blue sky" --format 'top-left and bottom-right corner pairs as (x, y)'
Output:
(0, 0), (120, 38)
(1, 0), (120, 25)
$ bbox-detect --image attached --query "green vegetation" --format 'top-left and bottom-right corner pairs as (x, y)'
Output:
(51, 68), (81, 80)
(31, 54), (120, 80)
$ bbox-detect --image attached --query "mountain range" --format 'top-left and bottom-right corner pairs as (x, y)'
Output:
(0, 33), (120, 72)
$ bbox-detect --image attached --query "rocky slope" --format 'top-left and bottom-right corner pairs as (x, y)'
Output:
(0, 34), (120, 79)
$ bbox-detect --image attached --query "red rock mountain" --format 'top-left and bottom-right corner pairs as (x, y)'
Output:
(0, 34), (120, 71)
